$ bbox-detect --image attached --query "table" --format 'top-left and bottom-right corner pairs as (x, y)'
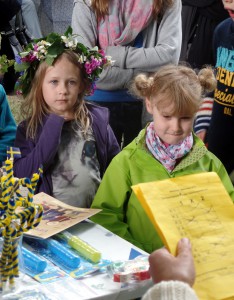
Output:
(2, 221), (153, 300)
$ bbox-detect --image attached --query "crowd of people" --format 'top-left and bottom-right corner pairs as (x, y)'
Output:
(0, 0), (234, 299)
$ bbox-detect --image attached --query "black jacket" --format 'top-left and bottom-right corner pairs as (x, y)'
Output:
(0, 0), (22, 29)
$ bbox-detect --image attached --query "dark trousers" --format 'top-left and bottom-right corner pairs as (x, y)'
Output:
(95, 101), (143, 148)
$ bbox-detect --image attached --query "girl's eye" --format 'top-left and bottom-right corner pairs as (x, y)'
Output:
(50, 80), (58, 85)
(181, 116), (192, 120)
(163, 115), (171, 119)
(69, 80), (77, 85)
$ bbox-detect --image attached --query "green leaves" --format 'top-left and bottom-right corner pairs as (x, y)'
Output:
(14, 61), (29, 72)
(0, 55), (14, 74)
(46, 38), (64, 65)
(64, 26), (73, 37)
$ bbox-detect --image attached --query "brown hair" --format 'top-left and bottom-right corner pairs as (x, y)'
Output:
(131, 64), (217, 116)
(91, 0), (174, 20)
(21, 50), (91, 139)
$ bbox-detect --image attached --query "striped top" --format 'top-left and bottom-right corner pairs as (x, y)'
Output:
(194, 97), (214, 133)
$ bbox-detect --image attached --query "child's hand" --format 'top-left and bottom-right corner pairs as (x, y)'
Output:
(60, 111), (75, 121)
(63, 115), (75, 122)
(52, 112), (75, 121)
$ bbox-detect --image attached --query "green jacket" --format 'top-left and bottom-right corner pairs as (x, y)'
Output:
(91, 129), (234, 253)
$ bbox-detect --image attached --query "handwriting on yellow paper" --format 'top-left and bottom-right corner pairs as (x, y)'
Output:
(132, 172), (234, 300)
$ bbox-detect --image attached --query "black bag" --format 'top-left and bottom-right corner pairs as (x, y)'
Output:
(0, 28), (21, 93)
(0, 6), (32, 93)
(1, 26), (23, 57)
(15, 10), (33, 48)
(0, 0), (22, 28)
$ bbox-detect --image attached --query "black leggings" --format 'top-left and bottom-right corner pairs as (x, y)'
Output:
(94, 101), (143, 148)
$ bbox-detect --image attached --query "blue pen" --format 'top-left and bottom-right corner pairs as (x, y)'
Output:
(22, 246), (47, 273)
(37, 238), (80, 269)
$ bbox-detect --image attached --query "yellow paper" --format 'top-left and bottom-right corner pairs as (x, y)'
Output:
(132, 172), (234, 300)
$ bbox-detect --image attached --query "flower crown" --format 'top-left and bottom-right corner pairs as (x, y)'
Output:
(14, 27), (112, 96)
(0, 55), (14, 75)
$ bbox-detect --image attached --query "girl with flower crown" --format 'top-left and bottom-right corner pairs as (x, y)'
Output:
(13, 29), (120, 208)
(72, 0), (182, 148)
(90, 64), (234, 253)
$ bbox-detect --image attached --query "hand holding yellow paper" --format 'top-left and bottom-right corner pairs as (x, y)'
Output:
(132, 172), (234, 300)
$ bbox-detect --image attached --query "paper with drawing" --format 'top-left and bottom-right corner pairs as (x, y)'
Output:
(132, 172), (234, 300)
(26, 192), (101, 239)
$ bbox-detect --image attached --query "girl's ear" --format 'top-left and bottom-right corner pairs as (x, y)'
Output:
(145, 97), (153, 114)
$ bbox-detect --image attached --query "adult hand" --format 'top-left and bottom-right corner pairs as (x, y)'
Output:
(149, 238), (195, 287)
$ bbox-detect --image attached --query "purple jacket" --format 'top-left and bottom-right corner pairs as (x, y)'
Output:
(14, 103), (120, 195)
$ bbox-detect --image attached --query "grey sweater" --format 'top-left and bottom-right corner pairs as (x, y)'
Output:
(72, 0), (182, 90)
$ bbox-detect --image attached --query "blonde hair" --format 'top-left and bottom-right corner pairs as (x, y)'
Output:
(91, 0), (174, 20)
(131, 64), (217, 116)
(21, 50), (91, 139)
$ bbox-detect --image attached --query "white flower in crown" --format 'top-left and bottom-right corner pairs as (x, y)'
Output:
(35, 41), (52, 60)
(20, 51), (30, 58)
(78, 55), (87, 63)
(91, 46), (99, 52)
(61, 35), (77, 50)
(105, 56), (114, 66)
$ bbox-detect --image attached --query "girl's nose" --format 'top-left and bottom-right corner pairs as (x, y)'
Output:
(59, 82), (68, 94)
(172, 119), (181, 131)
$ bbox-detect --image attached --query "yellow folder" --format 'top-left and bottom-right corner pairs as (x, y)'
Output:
(132, 172), (234, 300)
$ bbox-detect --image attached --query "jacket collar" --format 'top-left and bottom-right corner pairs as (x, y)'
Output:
(135, 128), (208, 171)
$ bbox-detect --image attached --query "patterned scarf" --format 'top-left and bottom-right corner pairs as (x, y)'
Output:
(146, 122), (193, 172)
(98, 0), (154, 49)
